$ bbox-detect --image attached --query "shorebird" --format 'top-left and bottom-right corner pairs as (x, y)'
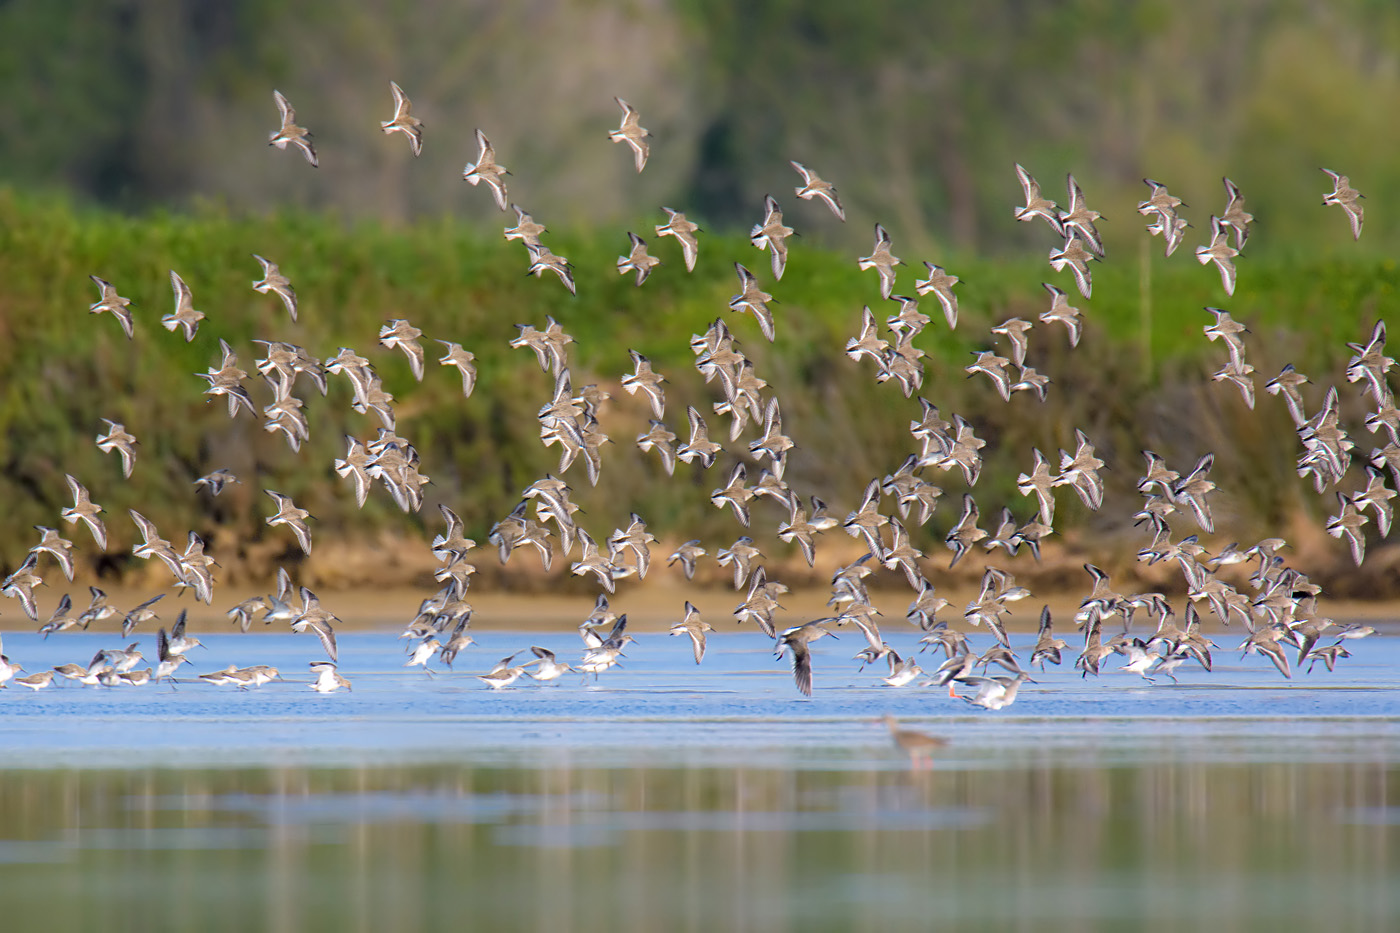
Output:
(858, 223), (902, 300)
(437, 616), (476, 669)
(1219, 177), (1254, 250)
(156, 649), (211, 685)
(710, 461), (755, 527)
(632, 419), (675, 475)
(677, 406), (721, 468)
(1116, 639), (1162, 682)
(525, 244), (576, 295)
(1321, 168), (1365, 240)
(128, 510), (183, 582)
(1056, 429), (1106, 511)
(36, 593), (76, 636)
(1306, 643), (1350, 674)
(655, 208), (701, 272)
(843, 478), (890, 558)
(166, 610), (203, 656)
(292, 587), (339, 662)
(1138, 178), (1184, 218)
(96, 419), (138, 478)
(53, 658), (106, 686)
(667, 540), (706, 580)
(265, 490), (313, 555)
(776, 618), (838, 697)
(436, 340), (478, 398)
(252, 254), (298, 320)
(608, 97), (650, 172)
(750, 194), (796, 279)
(512, 319), (571, 373)
(74, 586), (116, 630)
(1354, 466), (1396, 537)
(1240, 625), (1293, 679)
(380, 81), (423, 156)
(991, 317), (1034, 368)
(462, 128), (510, 211)
(846, 306), (890, 366)
(504, 204), (546, 248)
(791, 160), (845, 221)
(966, 349), (1014, 402)
(886, 295), (931, 339)
(405, 636), (441, 675)
(879, 715), (948, 769)
(526, 646), (573, 682)
(1171, 453), (1217, 534)
(163, 270), (205, 341)
(0, 642), (22, 688)
(1048, 236), (1096, 299)
(122, 593), (165, 637)
(1196, 216), (1239, 296)
(608, 512), (657, 579)
(87, 275), (134, 339)
(61, 474), (107, 549)
(1013, 164), (1063, 235)
(1347, 320), (1393, 402)
(621, 349), (667, 420)
(1030, 606), (1068, 669)
(1058, 174), (1104, 256)
(379, 319), (426, 381)
(960, 672), (1033, 710)
(881, 518), (926, 589)
(1138, 177), (1188, 254)
(579, 596), (621, 647)
(578, 616), (634, 680)
(571, 529), (617, 593)
(1212, 355), (1256, 409)
(879, 649), (924, 687)
(617, 232), (661, 286)
(729, 262), (776, 341)
(268, 90), (317, 167)
(914, 262), (960, 329)
(669, 601), (714, 664)
(1326, 492), (1369, 565)
(31, 527), (77, 582)
(1016, 449), (1058, 525)
(226, 595), (266, 633)
(310, 661), (351, 693)
(198, 340), (255, 418)
(1204, 307), (1249, 364)
(945, 493), (986, 568)
(1039, 283), (1083, 347)
(177, 529), (218, 602)
(13, 671), (54, 692)
(95, 642), (144, 675)
(1147, 211), (1191, 257)
(194, 469), (241, 498)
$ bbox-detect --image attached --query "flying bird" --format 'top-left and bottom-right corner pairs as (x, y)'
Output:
(380, 81), (423, 156)
(268, 89), (317, 167)
(790, 160), (845, 221)
(608, 97), (650, 172)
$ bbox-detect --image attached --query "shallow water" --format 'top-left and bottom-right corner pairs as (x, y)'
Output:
(1, 627), (1398, 931)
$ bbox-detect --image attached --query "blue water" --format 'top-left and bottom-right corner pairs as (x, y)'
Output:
(2, 625), (1398, 932)
(2, 627), (1397, 768)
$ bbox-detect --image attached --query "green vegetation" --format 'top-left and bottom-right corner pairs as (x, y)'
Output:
(0, 191), (1395, 588)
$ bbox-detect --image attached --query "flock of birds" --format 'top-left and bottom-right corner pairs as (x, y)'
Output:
(0, 84), (1387, 709)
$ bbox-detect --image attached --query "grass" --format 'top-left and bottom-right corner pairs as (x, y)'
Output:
(0, 188), (1396, 591)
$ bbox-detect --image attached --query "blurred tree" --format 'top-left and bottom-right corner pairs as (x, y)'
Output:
(0, 0), (1398, 252)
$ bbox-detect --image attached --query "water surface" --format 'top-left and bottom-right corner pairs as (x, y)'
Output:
(1, 628), (1397, 931)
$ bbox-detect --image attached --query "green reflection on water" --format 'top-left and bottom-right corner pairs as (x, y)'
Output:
(0, 756), (1395, 932)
